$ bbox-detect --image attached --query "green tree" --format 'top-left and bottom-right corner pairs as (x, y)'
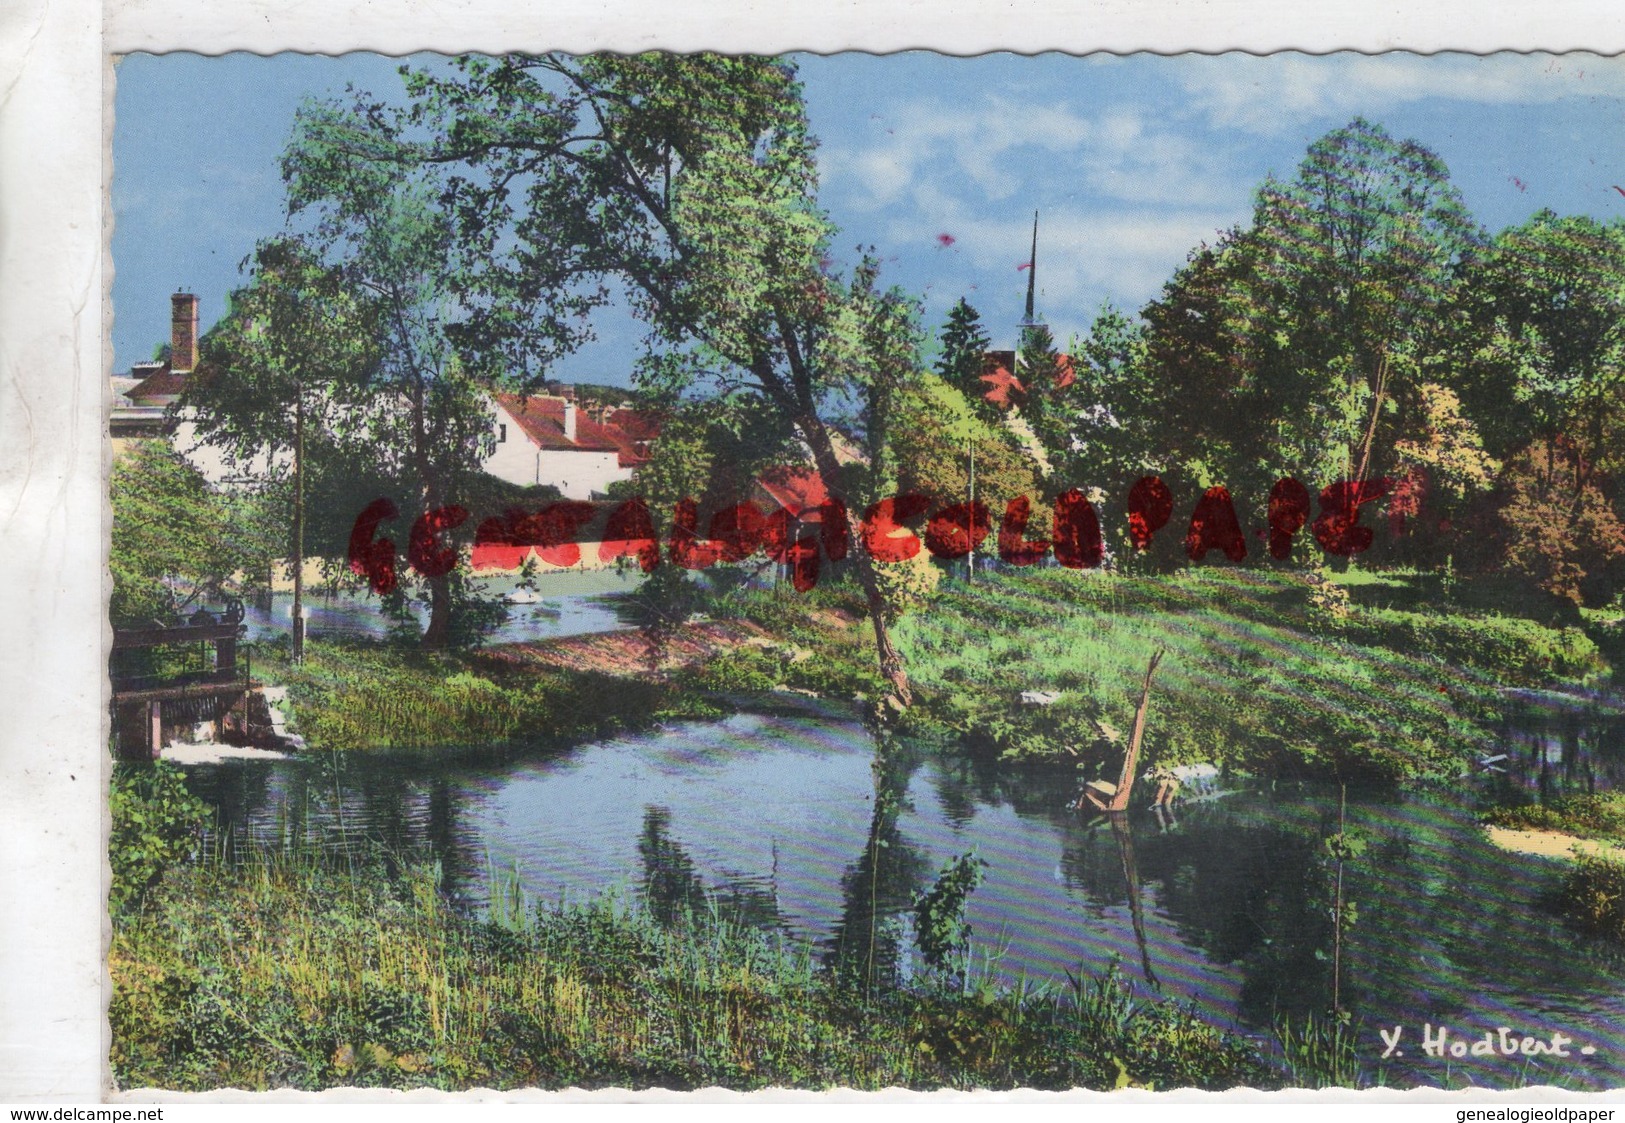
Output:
(281, 112), (509, 647)
(890, 372), (1046, 549)
(1446, 210), (1625, 479)
(1250, 117), (1481, 480)
(1059, 306), (1154, 500)
(634, 392), (801, 529)
(384, 53), (925, 704)
(1493, 438), (1625, 604)
(1127, 120), (1481, 527)
(1016, 320), (1066, 455)
(110, 441), (245, 624)
(934, 297), (992, 412)
(185, 237), (381, 659)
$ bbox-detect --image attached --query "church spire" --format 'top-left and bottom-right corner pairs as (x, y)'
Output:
(1023, 210), (1039, 327)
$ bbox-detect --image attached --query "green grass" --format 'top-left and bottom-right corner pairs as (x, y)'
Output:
(109, 837), (1281, 1092)
(1272, 1010), (1364, 1089)
(1484, 792), (1625, 842)
(883, 566), (1579, 782)
(251, 639), (722, 753)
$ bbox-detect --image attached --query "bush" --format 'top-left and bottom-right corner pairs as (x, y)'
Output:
(872, 549), (941, 622)
(912, 852), (987, 980)
(1485, 792), (1625, 840)
(1557, 854), (1625, 942)
(1493, 438), (1625, 605)
(109, 762), (209, 915)
(1345, 608), (1601, 685)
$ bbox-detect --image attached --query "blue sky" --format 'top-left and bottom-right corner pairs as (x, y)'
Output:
(112, 51), (1625, 383)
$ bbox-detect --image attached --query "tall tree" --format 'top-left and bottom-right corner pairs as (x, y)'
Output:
(110, 441), (246, 624)
(352, 53), (924, 704)
(1126, 120), (1482, 523)
(1016, 319), (1066, 455)
(1250, 117), (1481, 479)
(185, 237), (380, 659)
(1059, 306), (1153, 501)
(281, 112), (525, 647)
(934, 297), (992, 412)
(1446, 210), (1625, 479)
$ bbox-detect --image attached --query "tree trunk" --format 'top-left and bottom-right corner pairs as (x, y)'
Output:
(797, 412), (911, 710)
(410, 380), (453, 650)
(291, 389), (306, 663)
(1085, 648), (1164, 813)
(423, 571), (451, 648)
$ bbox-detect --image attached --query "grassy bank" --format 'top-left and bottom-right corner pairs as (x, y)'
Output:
(110, 835), (1280, 1092)
(1485, 791), (1625, 841)
(250, 564), (1604, 783)
(883, 566), (1603, 782)
(1484, 793), (1625, 944)
(250, 638), (725, 753)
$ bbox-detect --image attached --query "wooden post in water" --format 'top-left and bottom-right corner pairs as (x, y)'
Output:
(147, 701), (163, 761)
(1085, 648), (1164, 812)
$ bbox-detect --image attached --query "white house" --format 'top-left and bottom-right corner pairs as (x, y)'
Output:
(482, 391), (657, 500)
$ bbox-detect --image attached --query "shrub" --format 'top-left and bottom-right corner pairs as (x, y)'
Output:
(872, 549), (941, 622)
(1557, 854), (1625, 942)
(1493, 438), (1625, 605)
(1345, 608), (1600, 685)
(1485, 792), (1625, 840)
(109, 762), (209, 915)
(912, 851), (987, 981)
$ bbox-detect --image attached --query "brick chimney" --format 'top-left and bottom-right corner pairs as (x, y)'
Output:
(170, 292), (199, 373)
(563, 400), (578, 443)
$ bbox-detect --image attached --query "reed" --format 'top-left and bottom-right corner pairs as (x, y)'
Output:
(110, 834), (1279, 1093)
(1271, 1010), (1364, 1088)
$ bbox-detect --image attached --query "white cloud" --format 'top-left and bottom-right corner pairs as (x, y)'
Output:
(822, 92), (1250, 215)
(1179, 52), (1625, 134)
(882, 195), (1240, 342)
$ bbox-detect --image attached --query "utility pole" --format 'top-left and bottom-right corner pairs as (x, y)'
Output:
(967, 435), (976, 581)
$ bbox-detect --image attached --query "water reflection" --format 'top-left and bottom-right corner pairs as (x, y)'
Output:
(242, 570), (645, 647)
(1106, 812), (1160, 990)
(182, 703), (1625, 1089)
(1494, 696), (1625, 798)
(825, 739), (933, 996)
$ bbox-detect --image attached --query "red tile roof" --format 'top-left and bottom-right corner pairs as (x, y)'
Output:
(127, 364), (187, 402)
(979, 365), (1025, 408)
(606, 407), (662, 442)
(1054, 353), (1076, 389)
(493, 393), (658, 468)
(756, 466), (832, 517)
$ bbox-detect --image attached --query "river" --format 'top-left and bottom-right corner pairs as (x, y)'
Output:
(182, 695), (1625, 1090)
(242, 569), (644, 646)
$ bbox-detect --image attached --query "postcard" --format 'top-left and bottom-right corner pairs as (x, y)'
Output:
(7, 7), (1625, 1103)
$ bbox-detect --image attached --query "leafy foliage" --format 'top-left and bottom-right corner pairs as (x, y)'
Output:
(911, 851), (987, 980)
(281, 102), (506, 645)
(387, 51), (923, 701)
(934, 298), (992, 412)
(1490, 438), (1625, 604)
(110, 441), (247, 624)
(872, 547), (942, 624)
(1445, 209), (1625, 474)
(889, 373), (1044, 533)
(1556, 855), (1625, 943)
(108, 762), (209, 916)
(1484, 792), (1625, 841)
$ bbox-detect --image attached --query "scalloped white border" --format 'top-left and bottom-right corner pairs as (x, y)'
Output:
(4, 0), (1625, 1105)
